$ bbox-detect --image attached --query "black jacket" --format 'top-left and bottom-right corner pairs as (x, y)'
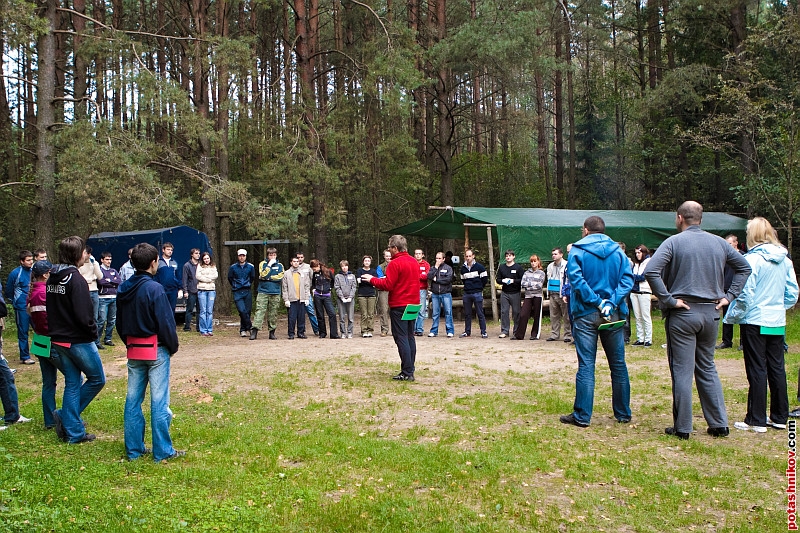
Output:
(117, 273), (179, 355)
(46, 264), (96, 344)
(428, 263), (454, 294)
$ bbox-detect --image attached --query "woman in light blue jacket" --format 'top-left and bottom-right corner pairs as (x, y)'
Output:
(725, 217), (799, 433)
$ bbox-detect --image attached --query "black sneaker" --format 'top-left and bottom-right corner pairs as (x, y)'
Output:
(460, 332), (470, 338)
(617, 418), (631, 424)
(559, 413), (589, 428)
(96, 344), (105, 350)
(631, 341), (645, 346)
(707, 426), (730, 437)
(298, 334), (307, 339)
(163, 450), (186, 461)
(392, 373), (414, 381)
(52, 410), (67, 442)
(104, 340), (115, 346)
(72, 433), (96, 444)
(665, 427), (689, 440)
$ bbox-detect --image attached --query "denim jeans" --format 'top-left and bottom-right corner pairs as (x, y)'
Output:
(430, 292), (454, 336)
(233, 288), (253, 332)
(37, 348), (64, 428)
(462, 292), (487, 335)
(125, 346), (176, 461)
(314, 296), (338, 338)
(97, 298), (117, 344)
(0, 354), (20, 423)
(570, 310), (631, 425)
(55, 342), (106, 443)
(390, 307), (416, 377)
(184, 292), (199, 331)
(198, 290), (216, 334)
(13, 307), (31, 361)
(306, 300), (319, 334)
(414, 289), (428, 334)
(89, 291), (99, 343)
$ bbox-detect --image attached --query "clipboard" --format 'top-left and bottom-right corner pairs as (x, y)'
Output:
(401, 304), (422, 320)
(126, 335), (158, 360)
(31, 333), (52, 357)
(598, 320), (626, 331)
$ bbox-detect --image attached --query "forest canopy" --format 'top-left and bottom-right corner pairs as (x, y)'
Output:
(2, 0), (799, 269)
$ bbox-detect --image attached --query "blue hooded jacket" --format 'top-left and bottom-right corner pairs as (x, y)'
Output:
(116, 273), (179, 355)
(724, 243), (799, 327)
(567, 233), (634, 319)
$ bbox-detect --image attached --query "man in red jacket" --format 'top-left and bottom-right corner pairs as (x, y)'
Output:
(362, 235), (420, 381)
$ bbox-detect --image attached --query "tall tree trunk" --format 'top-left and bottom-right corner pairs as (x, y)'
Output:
(34, 0), (58, 248)
(535, 67), (552, 208)
(647, 0), (661, 88)
(564, 7), (576, 208)
(73, 0), (88, 119)
(554, 20), (564, 206)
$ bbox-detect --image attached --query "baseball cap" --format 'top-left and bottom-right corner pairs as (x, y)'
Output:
(32, 260), (53, 276)
(237, 249), (247, 256)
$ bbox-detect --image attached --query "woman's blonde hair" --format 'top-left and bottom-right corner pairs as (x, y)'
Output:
(746, 216), (780, 249)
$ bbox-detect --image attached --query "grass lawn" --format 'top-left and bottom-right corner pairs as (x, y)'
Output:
(1, 309), (797, 532)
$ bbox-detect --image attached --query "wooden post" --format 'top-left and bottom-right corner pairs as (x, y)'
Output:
(486, 226), (498, 321)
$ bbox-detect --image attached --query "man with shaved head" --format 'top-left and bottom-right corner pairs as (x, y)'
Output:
(645, 201), (751, 440)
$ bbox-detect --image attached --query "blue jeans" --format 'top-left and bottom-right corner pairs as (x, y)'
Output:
(571, 310), (631, 425)
(55, 342), (106, 443)
(430, 292), (454, 336)
(13, 306), (30, 361)
(125, 346), (176, 461)
(37, 349), (64, 428)
(233, 288), (253, 332)
(198, 290), (216, 334)
(97, 298), (117, 344)
(390, 307), (416, 377)
(306, 300), (319, 334)
(0, 355), (20, 423)
(184, 292), (199, 331)
(89, 291), (99, 344)
(462, 292), (487, 335)
(414, 289), (428, 334)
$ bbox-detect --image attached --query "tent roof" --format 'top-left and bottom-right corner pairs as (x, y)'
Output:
(388, 207), (747, 261)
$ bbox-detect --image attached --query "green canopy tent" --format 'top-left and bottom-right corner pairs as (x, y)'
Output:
(387, 207), (748, 262)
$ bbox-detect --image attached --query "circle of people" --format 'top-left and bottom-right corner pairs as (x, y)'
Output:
(1, 200), (797, 452)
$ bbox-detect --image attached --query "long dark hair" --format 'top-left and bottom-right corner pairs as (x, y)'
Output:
(310, 258), (333, 280)
(633, 245), (650, 264)
(200, 251), (215, 267)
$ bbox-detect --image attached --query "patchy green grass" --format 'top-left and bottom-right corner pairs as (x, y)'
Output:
(1, 310), (797, 531)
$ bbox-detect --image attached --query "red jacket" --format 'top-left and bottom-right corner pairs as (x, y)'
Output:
(27, 281), (48, 335)
(417, 260), (430, 290)
(369, 251), (419, 308)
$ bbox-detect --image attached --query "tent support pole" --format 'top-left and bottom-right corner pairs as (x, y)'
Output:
(486, 226), (498, 321)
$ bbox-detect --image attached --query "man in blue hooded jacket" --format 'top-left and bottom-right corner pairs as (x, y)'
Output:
(560, 216), (634, 428)
(4, 250), (34, 364)
(117, 243), (183, 462)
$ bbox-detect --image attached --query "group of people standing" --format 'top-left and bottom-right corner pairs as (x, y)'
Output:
(557, 201), (799, 442)
(0, 237), (184, 461)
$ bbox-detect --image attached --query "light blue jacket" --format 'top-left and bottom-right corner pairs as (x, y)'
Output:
(567, 233), (634, 319)
(724, 243), (799, 327)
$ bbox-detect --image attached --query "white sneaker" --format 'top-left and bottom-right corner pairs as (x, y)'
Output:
(363, 333), (370, 338)
(498, 333), (507, 338)
(734, 421), (767, 433)
(347, 334), (353, 339)
(240, 331), (248, 337)
(428, 332), (436, 337)
(15, 415), (32, 424)
(0, 426), (7, 431)
(767, 418), (787, 430)
(367, 333), (373, 337)
(447, 333), (454, 338)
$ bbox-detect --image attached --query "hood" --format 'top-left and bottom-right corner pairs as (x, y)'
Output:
(117, 273), (153, 305)
(748, 242), (789, 264)
(49, 264), (79, 283)
(572, 233), (620, 259)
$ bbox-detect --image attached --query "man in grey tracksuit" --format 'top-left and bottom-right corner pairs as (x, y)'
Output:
(645, 201), (751, 440)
